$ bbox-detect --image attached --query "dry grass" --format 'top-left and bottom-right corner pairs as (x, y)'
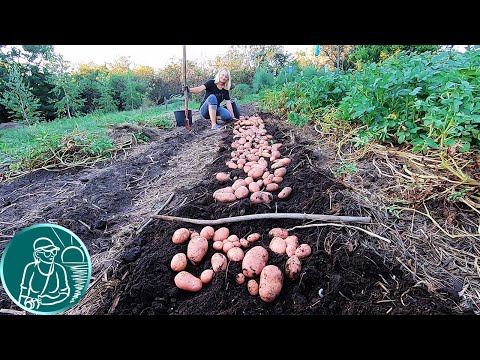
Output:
(314, 125), (480, 314)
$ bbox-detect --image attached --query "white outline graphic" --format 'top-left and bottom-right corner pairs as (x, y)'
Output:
(19, 237), (71, 311)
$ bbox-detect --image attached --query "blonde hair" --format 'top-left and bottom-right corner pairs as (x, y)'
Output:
(214, 68), (231, 90)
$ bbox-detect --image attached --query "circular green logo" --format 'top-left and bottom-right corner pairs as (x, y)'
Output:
(0, 224), (92, 315)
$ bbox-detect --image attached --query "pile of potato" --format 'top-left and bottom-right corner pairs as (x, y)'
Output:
(213, 116), (292, 204)
(170, 225), (311, 303)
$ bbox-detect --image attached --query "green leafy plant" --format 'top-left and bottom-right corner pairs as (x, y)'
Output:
(333, 162), (357, 177)
(288, 111), (309, 127)
(231, 83), (253, 100)
(252, 67), (274, 93)
(447, 188), (469, 202)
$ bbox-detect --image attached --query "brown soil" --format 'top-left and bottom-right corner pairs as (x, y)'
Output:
(0, 104), (468, 315)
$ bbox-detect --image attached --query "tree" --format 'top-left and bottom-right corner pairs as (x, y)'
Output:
(133, 65), (155, 78)
(238, 45), (288, 70)
(121, 71), (143, 111)
(108, 56), (133, 75)
(47, 55), (85, 118)
(319, 45), (355, 70)
(0, 63), (43, 124)
(292, 47), (328, 69)
(348, 45), (441, 68)
(22, 45), (55, 67)
(158, 62), (183, 99)
(146, 75), (168, 105)
(75, 67), (104, 114)
(94, 73), (117, 113)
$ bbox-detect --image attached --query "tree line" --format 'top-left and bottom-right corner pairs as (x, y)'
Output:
(0, 45), (291, 124)
(0, 45), (440, 124)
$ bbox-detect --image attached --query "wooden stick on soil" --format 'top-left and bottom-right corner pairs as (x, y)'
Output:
(151, 213), (371, 225)
(287, 223), (391, 243)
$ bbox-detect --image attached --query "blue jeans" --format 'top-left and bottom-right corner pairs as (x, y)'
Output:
(199, 94), (240, 122)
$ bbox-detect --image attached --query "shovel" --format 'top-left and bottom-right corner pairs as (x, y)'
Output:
(174, 45), (192, 128)
(182, 45), (191, 130)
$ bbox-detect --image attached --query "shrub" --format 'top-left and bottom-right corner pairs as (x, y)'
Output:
(231, 84), (253, 100)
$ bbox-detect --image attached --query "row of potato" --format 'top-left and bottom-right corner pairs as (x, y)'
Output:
(170, 225), (311, 302)
(213, 116), (292, 204)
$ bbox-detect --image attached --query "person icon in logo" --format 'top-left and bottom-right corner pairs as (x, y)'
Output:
(18, 237), (70, 311)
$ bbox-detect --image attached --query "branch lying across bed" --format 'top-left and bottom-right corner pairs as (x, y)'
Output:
(151, 213), (371, 225)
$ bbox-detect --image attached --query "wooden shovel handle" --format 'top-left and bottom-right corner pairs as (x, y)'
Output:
(183, 45), (190, 130)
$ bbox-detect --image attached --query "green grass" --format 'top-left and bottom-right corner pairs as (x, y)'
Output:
(0, 102), (200, 174)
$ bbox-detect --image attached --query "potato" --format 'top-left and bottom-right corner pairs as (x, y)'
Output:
(280, 157), (292, 165)
(246, 233), (261, 243)
(265, 183), (279, 192)
(232, 179), (247, 191)
(283, 235), (297, 247)
(200, 226), (215, 240)
(227, 247), (244, 262)
(270, 150), (281, 160)
(235, 186), (250, 199)
(258, 158), (268, 168)
(295, 244), (312, 259)
(215, 172), (231, 182)
(240, 238), (250, 248)
(286, 244), (297, 258)
(235, 273), (246, 285)
(213, 241), (223, 251)
(272, 176), (284, 184)
(213, 227), (230, 241)
(259, 265), (283, 302)
(227, 234), (239, 243)
(250, 191), (273, 204)
(170, 253), (187, 272)
(172, 228), (190, 244)
(269, 237), (286, 255)
(271, 158), (291, 169)
(211, 253), (227, 272)
(187, 236), (208, 265)
(226, 161), (238, 169)
(174, 271), (203, 292)
(278, 187), (292, 199)
(269, 228), (289, 239)
(271, 143), (283, 151)
(285, 255), (302, 280)
(248, 181), (260, 193)
(274, 167), (287, 178)
(263, 177), (273, 186)
(200, 269), (215, 284)
(244, 176), (254, 185)
(222, 241), (234, 254)
(242, 246), (269, 278)
(213, 192), (237, 203)
(247, 279), (259, 296)
(248, 168), (264, 180)
(214, 186), (234, 194)
(246, 154), (260, 162)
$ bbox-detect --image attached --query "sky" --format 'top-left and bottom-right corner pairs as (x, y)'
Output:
(54, 45), (312, 69)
